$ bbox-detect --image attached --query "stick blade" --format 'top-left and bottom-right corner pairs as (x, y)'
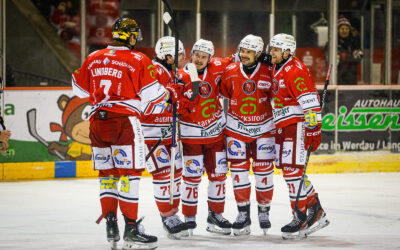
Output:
(187, 63), (200, 82)
(186, 63), (200, 101)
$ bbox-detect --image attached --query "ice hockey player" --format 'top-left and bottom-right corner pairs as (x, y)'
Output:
(177, 39), (234, 235)
(220, 34), (275, 236)
(141, 36), (190, 239)
(72, 18), (186, 249)
(267, 33), (330, 239)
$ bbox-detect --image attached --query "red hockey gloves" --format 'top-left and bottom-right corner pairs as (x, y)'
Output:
(176, 98), (195, 117)
(166, 83), (184, 103)
(304, 124), (322, 152)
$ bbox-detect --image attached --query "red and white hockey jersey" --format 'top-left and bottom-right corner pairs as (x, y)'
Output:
(220, 62), (275, 143)
(178, 57), (232, 144)
(72, 46), (169, 119)
(270, 56), (321, 129)
(140, 61), (174, 144)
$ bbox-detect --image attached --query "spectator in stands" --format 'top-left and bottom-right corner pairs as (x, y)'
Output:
(336, 16), (363, 85)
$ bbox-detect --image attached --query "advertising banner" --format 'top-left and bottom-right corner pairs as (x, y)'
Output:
(0, 90), (91, 162)
(319, 88), (400, 153)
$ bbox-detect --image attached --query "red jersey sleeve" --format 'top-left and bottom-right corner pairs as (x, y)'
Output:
(287, 64), (322, 128)
(135, 53), (170, 115)
(220, 63), (239, 99)
(72, 57), (91, 98)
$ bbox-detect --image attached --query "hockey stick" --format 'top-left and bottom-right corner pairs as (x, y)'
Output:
(293, 64), (332, 217)
(161, 1), (201, 205)
(161, 1), (179, 205)
(27, 109), (66, 160)
(145, 63), (201, 161)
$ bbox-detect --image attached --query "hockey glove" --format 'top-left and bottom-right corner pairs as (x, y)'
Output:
(258, 51), (272, 66)
(304, 124), (322, 152)
(166, 83), (184, 103)
(176, 98), (195, 117)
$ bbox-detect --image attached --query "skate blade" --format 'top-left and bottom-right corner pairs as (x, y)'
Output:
(233, 226), (251, 236)
(108, 240), (117, 250)
(188, 229), (194, 236)
(179, 229), (190, 238)
(165, 230), (181, 240)
(262, 228), (269, 236)
(306, 216), (330, 236)
(282, 230), (308, 240)
(122, 240), (158, 250)
(206, 223), (231, 235)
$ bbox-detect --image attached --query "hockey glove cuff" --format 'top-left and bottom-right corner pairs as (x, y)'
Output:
(304, 124), (322, 152)
(166, 83), (184, 103)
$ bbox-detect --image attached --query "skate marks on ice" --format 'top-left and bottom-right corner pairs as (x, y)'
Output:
(157, 234), (356, 249)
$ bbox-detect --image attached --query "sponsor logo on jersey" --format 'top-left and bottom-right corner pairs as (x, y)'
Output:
(227, 140), (245, 157)
(257, 80), (271, 89)
(305, 109), (318, 129)
(104, 50), (116, 56)
(175, 151), (181, 160)
(199, 81), (212, 98)
(103, 57), (110, 65)
(242, 80), (256, 95)
(155, 148), (169, 164)
(185, 159), (202, 174)
(282, 148), (292, 158)
(295, 77), (307, 92)
(94, 154), (110, 163)
(257, 144), (275, 153)
(217, 157), (227, 166)
(112, 149), (132, 166)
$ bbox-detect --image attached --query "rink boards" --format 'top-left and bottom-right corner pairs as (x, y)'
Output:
(1, 153), (399, 181)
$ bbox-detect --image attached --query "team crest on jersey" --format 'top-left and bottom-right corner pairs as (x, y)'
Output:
(103, 57), (110, 65)
(155, 147), (169, 164)
(242, 80), (256, 95)
(272, 78), (279, 94)
(199, 81), (212, 98)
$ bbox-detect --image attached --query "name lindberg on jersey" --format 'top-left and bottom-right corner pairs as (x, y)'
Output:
(91, 67), (123, 78)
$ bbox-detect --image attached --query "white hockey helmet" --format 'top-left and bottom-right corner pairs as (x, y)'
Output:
(155, 36), (185, 60)
(239, 34), (264, 54)
(268, 33), (296, 55)
(191, 39), (214, 57)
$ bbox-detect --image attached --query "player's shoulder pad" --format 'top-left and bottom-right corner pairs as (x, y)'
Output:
(225, 62), (239, 72)
(130, 51), (146, 62)
(178, 67), (191, 82)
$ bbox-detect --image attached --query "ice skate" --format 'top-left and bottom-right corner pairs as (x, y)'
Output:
(306, 194), (330, 236)
(122, 216), (158, 250)
(232, 204), (251, 236)
(281, 210), (308, 240)
(105, 213), (120, 250)
(258, 205), (271, 235)
(162, 214), (189, 239)
(206, 209), (232, 235)
(184, 216), (197, 236)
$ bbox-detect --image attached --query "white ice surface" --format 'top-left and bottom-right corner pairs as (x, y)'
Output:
(1, 173), (400, 250)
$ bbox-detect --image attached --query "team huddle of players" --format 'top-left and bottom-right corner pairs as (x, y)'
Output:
(72, 17), (330, 250)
